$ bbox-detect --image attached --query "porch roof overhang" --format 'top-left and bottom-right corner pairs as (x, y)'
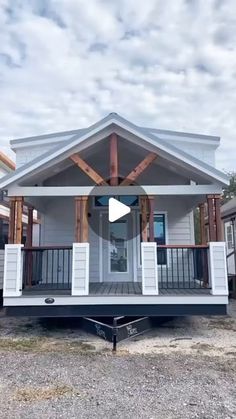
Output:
(0, 113), (229, 190)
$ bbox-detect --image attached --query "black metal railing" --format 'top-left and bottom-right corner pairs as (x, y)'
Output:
(157, 245), (209, 289)
(22, 246), (72, 290)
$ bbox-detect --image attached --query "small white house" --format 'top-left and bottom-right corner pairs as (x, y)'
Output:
(0, 113), (229, 316)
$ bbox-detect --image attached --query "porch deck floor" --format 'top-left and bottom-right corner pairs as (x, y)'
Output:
(23, 282), (211, 296)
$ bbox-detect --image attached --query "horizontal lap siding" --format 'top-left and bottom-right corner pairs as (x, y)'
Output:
(41, 197), (100, 283)
(41, 198), (74, 246)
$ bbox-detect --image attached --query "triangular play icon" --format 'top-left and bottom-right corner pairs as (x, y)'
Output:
(108, 198), (131, 222)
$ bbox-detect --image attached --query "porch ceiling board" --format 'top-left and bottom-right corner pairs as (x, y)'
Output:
(7, 184), (223, 196)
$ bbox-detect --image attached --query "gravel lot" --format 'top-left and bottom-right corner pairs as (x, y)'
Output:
(0, 300), (235, 419)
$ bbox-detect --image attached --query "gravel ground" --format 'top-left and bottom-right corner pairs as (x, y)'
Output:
(0, 300), (235, 419)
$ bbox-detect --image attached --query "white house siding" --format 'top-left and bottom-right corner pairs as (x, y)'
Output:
(16, 144), (61, 168)
(164, 141), (215, 167)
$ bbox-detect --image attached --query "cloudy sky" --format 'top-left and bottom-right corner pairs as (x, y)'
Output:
(0, 0), (235, 171)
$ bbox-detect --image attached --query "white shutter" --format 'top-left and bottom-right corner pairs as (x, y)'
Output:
(209, 242), (228, 296)
(141, 242), (158, 295)
(71, 243), (89, 296)
(3, 244), (23, 297)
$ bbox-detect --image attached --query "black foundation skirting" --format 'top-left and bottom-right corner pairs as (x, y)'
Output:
(5, 304), (227, 317)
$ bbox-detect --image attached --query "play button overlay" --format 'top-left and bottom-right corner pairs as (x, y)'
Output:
(87, 179), (148, 241)
(109, 198), (131, 222)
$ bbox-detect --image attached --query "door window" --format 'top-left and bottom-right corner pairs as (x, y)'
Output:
(109, 220), (128, 272)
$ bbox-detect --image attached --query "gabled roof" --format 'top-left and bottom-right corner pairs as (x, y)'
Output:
(0, 113), (229, 189)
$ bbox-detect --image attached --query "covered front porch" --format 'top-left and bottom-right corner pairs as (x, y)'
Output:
(2, 126), (229, 310)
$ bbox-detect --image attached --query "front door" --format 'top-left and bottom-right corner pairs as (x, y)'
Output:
(102, 213), (133, 281)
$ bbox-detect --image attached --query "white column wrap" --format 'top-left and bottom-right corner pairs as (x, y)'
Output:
(72, 243), (89, 296)
(141, 242), (158, 295)
(209, 242), (228, 296)
(3, 244), (23, 297)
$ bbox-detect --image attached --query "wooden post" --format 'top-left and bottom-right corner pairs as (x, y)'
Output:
(215, 195), (223, 241)
(75, 197), (82, 242)
(149, 196), (155, 242)
(81, 197), (89, 242)
(15, 197), (23, 244)
(26, 206), (34, 247)
(110, 133), (118, 186)
(75, 197), (89, 243)
(8, 198), (16, 244)
(199, 203), (206, 245)
(140, 196), (148, 242)
(207, 195), (216, 241)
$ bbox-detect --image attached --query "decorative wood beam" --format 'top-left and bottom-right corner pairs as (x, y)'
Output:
(148, 196), (155, 242)
(75, 197), (82, 242)
(120, 152), (157, 186)
(140, 196), (148, 242)
(199, 203), (206, 245)
(110, 133), (118, 186)
(8, 198), (16, 244)
(70, 154), (108, 186)
(15, 197), (23, 244)
(26, 206), (34, 247)
(81, 196), (89, 242)
(207, 195), (216, 241)
(215, 194), (223, 241)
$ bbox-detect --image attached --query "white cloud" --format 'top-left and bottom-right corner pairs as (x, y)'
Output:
(0, 0), (235, 171)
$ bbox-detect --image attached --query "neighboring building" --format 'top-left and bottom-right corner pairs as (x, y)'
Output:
(0, 152), (39, 292)
(0, 113), (229, 316)
(221, 197), (236, 278)
(0, 152), (16, 291)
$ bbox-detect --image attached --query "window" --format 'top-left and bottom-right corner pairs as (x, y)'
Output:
(140, 213), (167, 265)
(226, 225), (234, 250)
(94, 195), (139, 208)
(154, 214), (167, 265)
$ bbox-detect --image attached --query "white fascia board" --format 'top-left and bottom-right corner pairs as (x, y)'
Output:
(0, 114), (228, 189)
(8, 184), (223, 197)
(141, 127), (220, 146)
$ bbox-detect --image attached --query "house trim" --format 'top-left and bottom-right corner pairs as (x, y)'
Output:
(7, 185), (223, 197)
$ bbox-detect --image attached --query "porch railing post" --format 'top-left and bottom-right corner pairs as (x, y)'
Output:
(3, 244), (23, 297)
(141, 242), (158, 295)
(208, 242), (228, 296)
(71, 243), (89, 296)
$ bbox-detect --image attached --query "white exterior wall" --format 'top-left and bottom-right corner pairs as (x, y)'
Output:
(16, 144), (60, 168)
(165, 141), (215, 166)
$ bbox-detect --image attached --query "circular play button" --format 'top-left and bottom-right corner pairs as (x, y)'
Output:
(87, 180), (148, 241)
(108, 197), (131, 222)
